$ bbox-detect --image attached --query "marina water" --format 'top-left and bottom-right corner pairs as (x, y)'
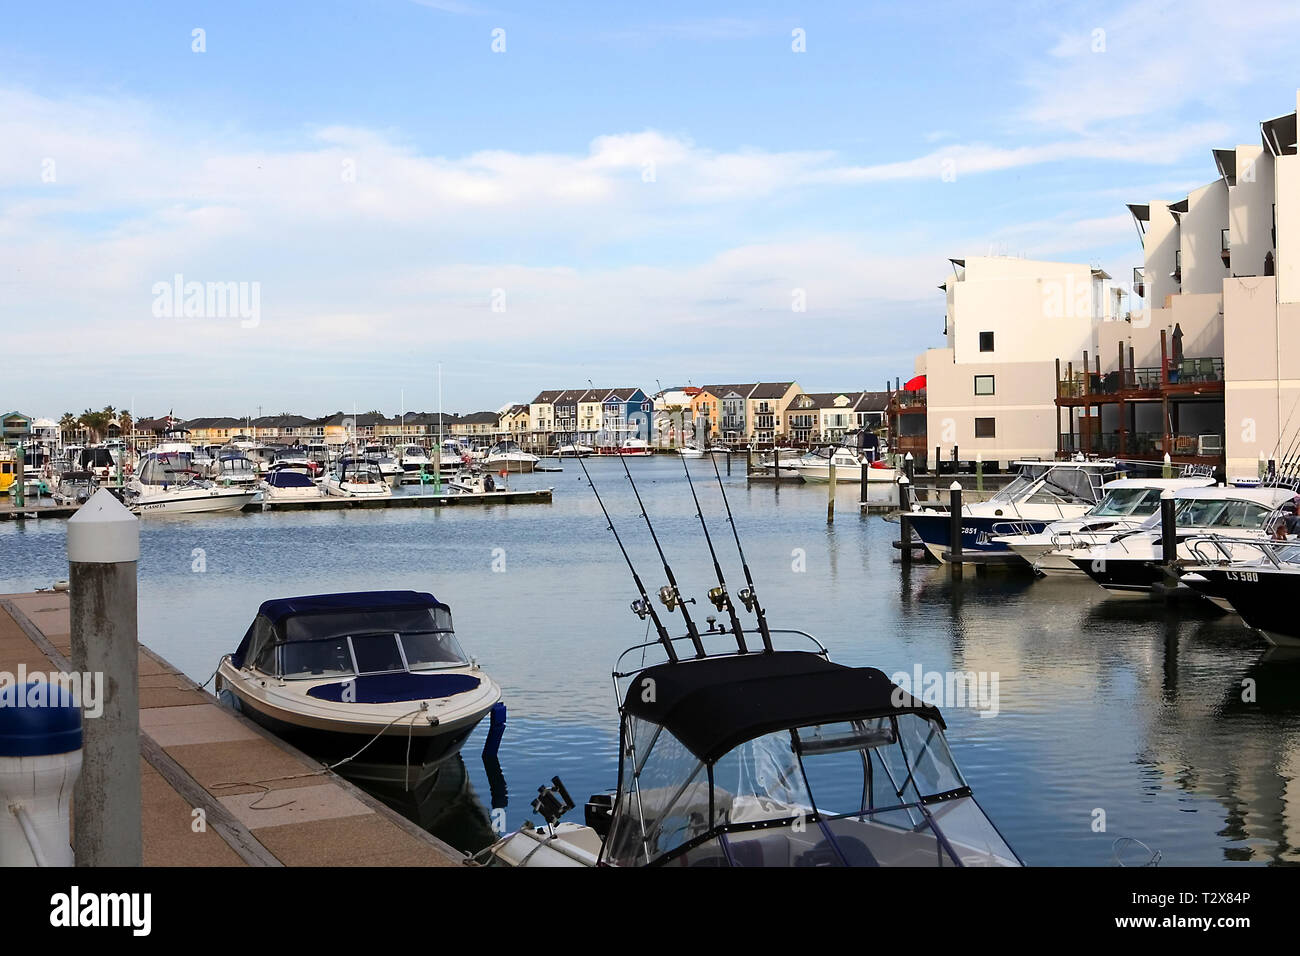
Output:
(1, 458), (1294, 865)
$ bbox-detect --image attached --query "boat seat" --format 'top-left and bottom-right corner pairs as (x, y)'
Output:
(307, 672), (481, 704)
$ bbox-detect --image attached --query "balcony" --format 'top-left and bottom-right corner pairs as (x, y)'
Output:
(1132, 266), (1144, 298)
(1059, 431), (1225, 461)
(1221, 228), (1231, 265)
(1056, 358), (1223, 400)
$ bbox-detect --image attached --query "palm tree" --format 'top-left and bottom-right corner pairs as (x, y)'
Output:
(58, 412), (77, 444)
(78, 409), (111, 443)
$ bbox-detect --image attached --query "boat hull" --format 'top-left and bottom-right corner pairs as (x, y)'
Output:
(1183, 568), (1300, 645)
(907, 511), (1048, 563)
(485, 457), (537, 473)
(131, 489), (255, 514)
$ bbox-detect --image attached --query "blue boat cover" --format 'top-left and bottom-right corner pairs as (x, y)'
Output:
(265, 470), (315, 488)
(257, 591), (445, 625)
(306, 672), (481, 703)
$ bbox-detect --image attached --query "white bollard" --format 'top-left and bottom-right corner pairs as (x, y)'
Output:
(0, 681), (83, 866)
(67, 488), (142, 866)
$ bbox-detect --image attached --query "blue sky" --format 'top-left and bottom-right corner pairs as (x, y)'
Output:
(2, 0), (1298, 418)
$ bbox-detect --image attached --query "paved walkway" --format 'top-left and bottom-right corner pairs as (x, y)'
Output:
(0, 592), (463, 866)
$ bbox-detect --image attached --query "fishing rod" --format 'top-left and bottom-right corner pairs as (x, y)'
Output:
(617, 453), (706, 658)
(1276, 394), (1300, 481)
(678, 452), (748, 653)
(708, 451), (774, 653)
(574, 453), (679, 663)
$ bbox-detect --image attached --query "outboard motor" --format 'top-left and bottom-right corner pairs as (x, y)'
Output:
(0, 681), (83, 866)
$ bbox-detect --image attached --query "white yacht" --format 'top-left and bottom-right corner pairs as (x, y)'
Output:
(676, 442), (707, 459)
(484, 440), (540, 473)
(397, 444), (433, 482)
(362, 444), (403, 487)
(212, 453), (260, 487)
(907, 459), (1122, 564)
(260, 465), (323, 503)
(617, 438), (654, 457)
(126, 452), (256, 515)
(993, 476), (1217, 574)
(446, 471), (502, 495)
(555, 443), (594, 458)
(1072, 484), (1297, 598)
(438, 438), (471, 470)
(785, 444), (879, 483)
(216, 591), (502, 782)
(322, 458), (393, 498)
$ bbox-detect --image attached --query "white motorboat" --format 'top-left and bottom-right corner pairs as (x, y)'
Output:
(484, 457), (1019, 868)
(1071, 484), (1297, 598)
(50, 471), (97, 506)
(676, 443), (707, 459)
(438, 439), (472, 470)
(216, 591), (502, 782)
(1181, 540), (1300, 643)
(484, 440), (539, 473)
(489, 644), (1020, 868)
(212, 453), (260, 487)
(786, 445), (871, 482)
(322, 458), (393, 498)
(260, 465), (323, 503)
(446, 471), (502, 495)
(362, 444), (403, 487)
(907, 459), (1123, 564)
(126, 452), (255, 515)
(397, 444), (433, 482)
(993, 476), (1217, 575)
(154, 427), (196, 458)
(616, 438), (654, 457)
(555, 443), (594, 458)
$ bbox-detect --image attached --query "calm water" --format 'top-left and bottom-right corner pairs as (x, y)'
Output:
(3, 458), (1298, 866)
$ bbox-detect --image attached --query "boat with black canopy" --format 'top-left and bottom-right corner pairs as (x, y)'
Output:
(486, 452), (1019, 867)
(216, 590), (501, 781)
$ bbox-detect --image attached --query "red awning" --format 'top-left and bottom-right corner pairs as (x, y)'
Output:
(903, 375), (926, 391)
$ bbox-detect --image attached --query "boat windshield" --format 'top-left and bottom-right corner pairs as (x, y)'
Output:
(1089, 487), (1164, 517)
(1173, 497), (1275, 529)
(255, 607), (468, 679)
(602, 713), (1017, 867)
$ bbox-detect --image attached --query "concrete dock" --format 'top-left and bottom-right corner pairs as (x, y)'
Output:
(0, 592), (464, 866)
(0, 487), (552, 521)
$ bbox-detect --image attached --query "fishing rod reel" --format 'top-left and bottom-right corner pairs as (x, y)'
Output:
(737, 587), (759, 613)
(630, 597), (651, 620)
(707, 585), (732, 613)
(658, 584), (696, 612)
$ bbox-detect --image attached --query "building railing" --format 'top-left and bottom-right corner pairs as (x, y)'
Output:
(1056, 358), (1224, 398)
(1059, 431), (1225, 458)
(891, 389), (926, 410)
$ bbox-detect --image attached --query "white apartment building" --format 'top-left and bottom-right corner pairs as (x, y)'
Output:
(912, 256), (1117, 468)
(1086, 90), (1300, 477)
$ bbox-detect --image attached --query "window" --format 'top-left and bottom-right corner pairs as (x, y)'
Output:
(975, 417), (996, 438)
(974, 375), (995, 396)
(979, 331), (994, 352)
